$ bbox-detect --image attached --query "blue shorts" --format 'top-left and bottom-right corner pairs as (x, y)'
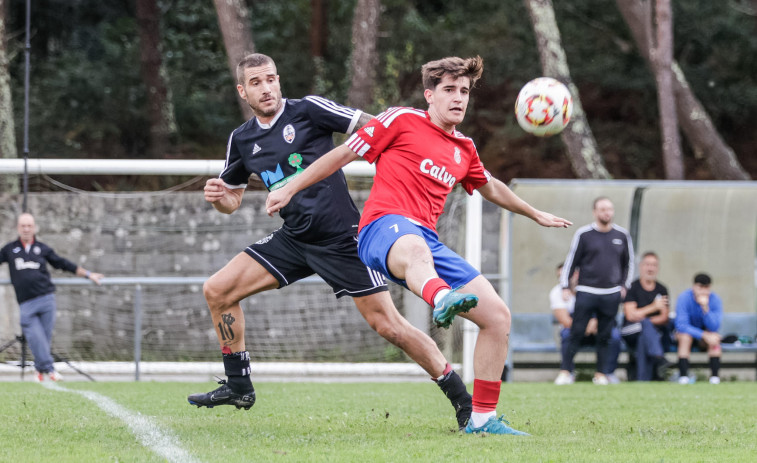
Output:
(357, 214), (480, 289)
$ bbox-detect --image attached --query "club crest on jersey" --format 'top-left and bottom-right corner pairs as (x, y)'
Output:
(260, 164), (284, 187)
(419, 159), (456, 187)
(453, 147), (461, 164)
(33, 246), (41, 254)
(283, 124), (296, 144)
(364, 126), (375, 137)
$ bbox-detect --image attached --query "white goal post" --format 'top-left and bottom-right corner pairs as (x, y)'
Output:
(0, 158), (485, 382)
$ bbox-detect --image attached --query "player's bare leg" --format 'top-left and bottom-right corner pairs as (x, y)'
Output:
(188, 253), (278, 409)
(353, 291), (472, 429)
(456, 275), (528, 435)
(387, 234), (477, 329)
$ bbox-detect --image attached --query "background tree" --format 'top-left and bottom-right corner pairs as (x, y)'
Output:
(347, 0), (380, 110)
(651, 0), (683, 179)
(213, 0), (255, 121)
(0, 0), (18, 192)
(2, 0), (755, 190)
(616, 0), (750, 180)
(524, 0), (610, 179)
(310, 0), (328, 94)
(136, 0), (177, 157)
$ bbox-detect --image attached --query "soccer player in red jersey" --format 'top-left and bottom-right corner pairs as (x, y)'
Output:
(267, 56), (572, 435)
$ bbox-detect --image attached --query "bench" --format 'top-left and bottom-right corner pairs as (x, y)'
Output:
(504, 312), (757, 381)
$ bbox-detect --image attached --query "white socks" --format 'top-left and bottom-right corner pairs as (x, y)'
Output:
(470, 411), (496, 428)
(433, 289), (451, 307)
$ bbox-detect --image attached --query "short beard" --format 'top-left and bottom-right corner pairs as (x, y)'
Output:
(251, 99), (281, 119)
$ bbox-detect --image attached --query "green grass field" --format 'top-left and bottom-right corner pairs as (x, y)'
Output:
(1, 380), (755, 462)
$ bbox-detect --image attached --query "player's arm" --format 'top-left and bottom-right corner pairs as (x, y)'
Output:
(355, 112), (374, 130)
(205, 178), (245, 214)
(265, 145), (359, 216)
(477, 178), (572, 228)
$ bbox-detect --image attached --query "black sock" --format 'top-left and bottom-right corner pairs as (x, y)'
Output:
(436, 370), (472, 428)
(678, 358), (689, 377)
(709, 357), (720, 377)
(223, 351), (254, 393)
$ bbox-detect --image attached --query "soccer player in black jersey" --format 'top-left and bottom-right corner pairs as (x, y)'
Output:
(187, 54), (472, 430)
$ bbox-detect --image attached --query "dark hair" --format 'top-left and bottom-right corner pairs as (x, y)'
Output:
(556, 262), (564, 270)
(421, 56), (484, 90)
(694, 273), (712, 286)
(236, 53), (276, 84)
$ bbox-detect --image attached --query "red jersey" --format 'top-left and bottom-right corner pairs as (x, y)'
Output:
(346, 107), (491, 232)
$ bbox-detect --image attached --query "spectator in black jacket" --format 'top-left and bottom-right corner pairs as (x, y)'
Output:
(560, 197), (634, 384)
(0, 213), (103, 381)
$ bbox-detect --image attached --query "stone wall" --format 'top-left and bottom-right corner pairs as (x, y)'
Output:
(0, 190), (488, 363)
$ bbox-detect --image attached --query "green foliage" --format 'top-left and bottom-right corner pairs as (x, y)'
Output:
(4, 0), (756, 182)
(2, 381), (756, 461)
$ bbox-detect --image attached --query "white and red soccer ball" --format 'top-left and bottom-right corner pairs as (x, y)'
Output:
(514, 77), (573, 137)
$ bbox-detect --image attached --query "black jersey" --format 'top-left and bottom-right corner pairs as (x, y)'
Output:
(220, 96), (363, 244)
(623, 280), (668, 319)
(0, 239), (78, 303)
(561, 223), (634, 293)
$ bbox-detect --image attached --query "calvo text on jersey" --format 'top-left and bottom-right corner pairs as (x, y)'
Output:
(419, 159), (456, 187)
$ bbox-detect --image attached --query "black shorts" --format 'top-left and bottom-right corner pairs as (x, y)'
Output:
(244, 229), (388, 299)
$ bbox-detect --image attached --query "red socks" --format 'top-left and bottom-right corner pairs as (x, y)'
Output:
(421, 277), (451, 306)
(472, 379), (501, 413)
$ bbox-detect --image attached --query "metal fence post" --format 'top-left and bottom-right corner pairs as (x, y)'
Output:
(134, 284), (142, 381)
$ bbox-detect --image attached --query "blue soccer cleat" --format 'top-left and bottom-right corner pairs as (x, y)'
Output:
(432, 291), (478, 329)
(464, 415), (530, 436)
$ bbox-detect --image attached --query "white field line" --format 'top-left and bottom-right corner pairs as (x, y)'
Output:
(42, 382), (201, 463)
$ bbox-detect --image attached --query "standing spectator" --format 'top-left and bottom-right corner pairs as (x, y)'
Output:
(675, 273), (723, 384)
(552, 263), (621, 385)
(622, 251), (671, 381)
(0, 213), (104, 381)
(561, 197), (633, 385)
(267, 55), (572, 435)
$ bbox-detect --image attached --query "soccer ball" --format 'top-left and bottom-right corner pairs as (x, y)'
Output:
(514, 77), (573, 137)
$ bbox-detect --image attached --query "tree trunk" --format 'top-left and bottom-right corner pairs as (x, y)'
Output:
(616, 0), (750, 180)
(309, 0), (329, 95)
(347, 0), (380, 110)
(136, 0), (176, 158)
(0, 0), (18, 192)
(310, 0), (328, 59)
(652, 0), (683, 179)
(524, 0), (611, 179)
(213, 0), (255, 121)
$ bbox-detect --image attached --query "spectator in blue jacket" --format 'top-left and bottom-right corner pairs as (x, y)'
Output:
(674, 273), (722, 384)
(0, 213), (104, 382)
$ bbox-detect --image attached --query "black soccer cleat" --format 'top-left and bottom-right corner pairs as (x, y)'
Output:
(187, 378), (256, 410)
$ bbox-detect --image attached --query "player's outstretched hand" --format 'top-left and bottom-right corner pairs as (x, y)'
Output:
(266, 188), (292, 217)
(204, 178), (227, 203)
(534, 210), (572, 228)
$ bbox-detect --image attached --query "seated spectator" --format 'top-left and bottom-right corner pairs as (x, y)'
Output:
(675, 273), (723, 384)
(551, 263), (621, 385)
(622, 252), (671, 381)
